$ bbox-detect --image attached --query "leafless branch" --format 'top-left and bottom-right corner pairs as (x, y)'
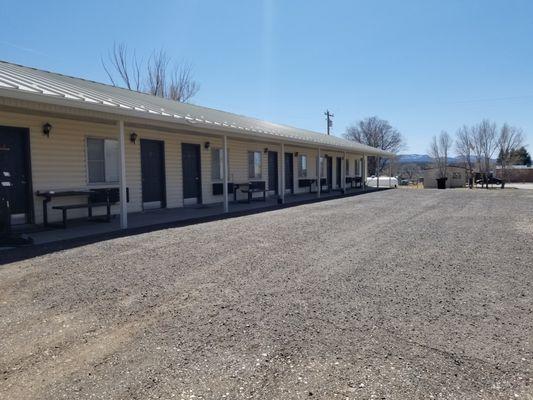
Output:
(429, 131), (452, 179)
(102, 43), (199, 102)
(344, 116), (404, 175)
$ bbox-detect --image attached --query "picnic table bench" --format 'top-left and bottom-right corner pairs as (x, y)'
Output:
(238, 181), (266, 203)
(36, 188), (119, 228)
(346, 176), (363, 189)
(298, 178), (317, 193)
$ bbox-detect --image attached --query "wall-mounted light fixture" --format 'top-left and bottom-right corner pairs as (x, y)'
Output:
(130, 132), (138, 144)
(204, 141), (211, 149)
(294, 152), (299, 157)
(42, 122), (52, 137)
(264, 147), (268, 154)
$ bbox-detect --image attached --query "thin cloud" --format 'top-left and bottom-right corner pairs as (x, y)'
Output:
(0, 41), (48, 57)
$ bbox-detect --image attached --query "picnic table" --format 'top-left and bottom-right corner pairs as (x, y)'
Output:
(232, 181), (266, 203)
(298, 178), (317, 193)
(36, 188), (118, 228)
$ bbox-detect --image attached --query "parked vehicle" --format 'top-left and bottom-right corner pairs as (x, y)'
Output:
(474, 173), (505, 188)
(366, 176), (398, 188)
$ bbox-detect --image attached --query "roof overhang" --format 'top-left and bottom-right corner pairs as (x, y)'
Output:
(0, 61), (395, 158)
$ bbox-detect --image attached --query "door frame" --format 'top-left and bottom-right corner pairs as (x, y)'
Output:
(327, 156), (333, 190)
(336, 157), (342, 189)
(0, 125), (34, 224)
(181, 143), (202, 205)
(268, 150), (278, 195)
(140, 138), (167, 209)
(284, 152), (294, 194)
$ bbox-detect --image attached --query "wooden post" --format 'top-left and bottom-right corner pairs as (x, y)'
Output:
(280, 143), (285, 204)
(377, 156), (380, 188)
(223, 135), (229, 213)
(343, 151), (347, 193)
(363, 155), (367, 191)
(118, 120), (127, 229)
(317, 147), (321, 198)
(389, 160), (392, 187)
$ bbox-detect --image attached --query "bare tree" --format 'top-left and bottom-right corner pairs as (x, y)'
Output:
(102, 43), (200, 102)
(146, 49), (168, 97)
(455, 125), (474, 182)
(471, 119), (498, 174)
(168, 63), (200, 102)
(497, 123), (524, 182)
(429, 131), (452, 182)
(102, 43), (142, 91)
(398, 162), (422, 182)
(344, 116), (404, 175)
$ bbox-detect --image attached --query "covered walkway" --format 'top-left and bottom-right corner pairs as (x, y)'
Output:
(14, 187), (378, 246)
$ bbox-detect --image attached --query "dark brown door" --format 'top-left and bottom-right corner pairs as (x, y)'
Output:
(141, 139), (166, 208)
(268, 151), (278, 194)
(0, 126), (32, 224)
(182, 143), (202, 204)
(284, 153), (294, 193)
(327, 156), (333, 189)
(336, 157), (342, 188)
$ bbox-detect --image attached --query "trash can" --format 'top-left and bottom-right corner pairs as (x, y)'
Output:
(436, 177), (447, 189)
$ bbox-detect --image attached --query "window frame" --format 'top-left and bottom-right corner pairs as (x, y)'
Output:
(298, 154), (308, 178)
(248, 150), (262, 180)
(85, 136), (120, 185)
(346, 159), (350, 176)
(319, 156), (326, 177)
(211, 147), (229, 182)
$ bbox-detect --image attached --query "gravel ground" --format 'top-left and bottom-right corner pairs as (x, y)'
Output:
(0, 189), (532, 400)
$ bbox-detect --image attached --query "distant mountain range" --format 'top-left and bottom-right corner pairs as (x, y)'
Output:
(396, 154), (498, 165)
(397, 154), (433, 163)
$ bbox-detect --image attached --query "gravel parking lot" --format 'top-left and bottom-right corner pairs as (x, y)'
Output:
(1, 189), (532, 399)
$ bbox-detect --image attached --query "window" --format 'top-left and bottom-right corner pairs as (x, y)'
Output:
(87, 138), (119, 183)
(298, 154), (308, 177)
(319, 156), (326, 177)
(211, 148), (229, 181)
(355, 159), (360, 176)
(248, 151), (262, 179)
(346, 159), (350, 176)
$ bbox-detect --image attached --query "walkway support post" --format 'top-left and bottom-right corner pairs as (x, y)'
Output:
(343, 151), (347, 193)
(317, 147), (321, 198)
(377, 156), (380, 188)
(280, 143), (285, 204)
(389, 160), (392, 188)
(363, 154), (367, 191)
(223, 135), (229, 212)
(118, 120), (128, 229)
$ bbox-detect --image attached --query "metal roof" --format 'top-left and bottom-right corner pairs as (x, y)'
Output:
(0, 60), (392, 156)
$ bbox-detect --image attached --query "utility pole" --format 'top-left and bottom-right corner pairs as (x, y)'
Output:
(324, 110), (334, 135)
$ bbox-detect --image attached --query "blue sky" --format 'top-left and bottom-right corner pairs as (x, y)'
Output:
(1, 0), (533, 154)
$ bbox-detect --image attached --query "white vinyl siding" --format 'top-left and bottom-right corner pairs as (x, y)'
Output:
(0, 105), (371, 225)
(87, 138), (119, 183)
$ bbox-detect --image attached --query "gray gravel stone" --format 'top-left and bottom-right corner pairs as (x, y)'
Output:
(0, 189), (532, 399)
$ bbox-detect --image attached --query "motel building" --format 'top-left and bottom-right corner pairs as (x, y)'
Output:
(0, 61), (392, 244)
